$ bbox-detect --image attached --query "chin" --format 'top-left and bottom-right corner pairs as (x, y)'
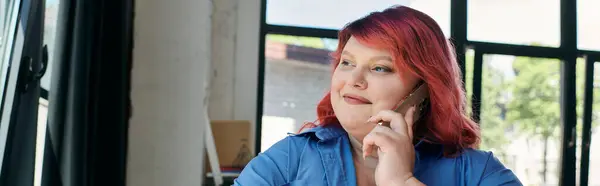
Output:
(335, 111), (370, 128)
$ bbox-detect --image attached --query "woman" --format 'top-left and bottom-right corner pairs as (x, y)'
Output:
(234, 5), (522, 186)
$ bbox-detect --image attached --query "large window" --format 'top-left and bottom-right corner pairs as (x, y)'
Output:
(258, 1), (600, 185)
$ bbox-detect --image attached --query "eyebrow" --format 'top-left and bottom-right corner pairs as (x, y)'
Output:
(342, 51), (355, 58)
(342, 50), (392, 63)
(370, 56), (393, 63)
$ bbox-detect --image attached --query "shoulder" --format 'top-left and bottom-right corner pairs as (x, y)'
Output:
(458, 148), (507, 172)
(455, 148), (523, 185)
(262, 124), (347, 155)
(257, 123), (346, 157)
(256, 124), (348, 167)
(263, 124), (335, 153)
(257, 130), (318, 159)
(457, 148), (497, 165)
(232, 133), (312, 185)
(234, 124), (344, 185)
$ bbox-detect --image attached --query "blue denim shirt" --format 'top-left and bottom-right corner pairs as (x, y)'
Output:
(233, 124), (522, 186)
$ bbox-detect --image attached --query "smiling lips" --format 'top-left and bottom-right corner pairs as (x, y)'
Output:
(342, 94), (372, 105)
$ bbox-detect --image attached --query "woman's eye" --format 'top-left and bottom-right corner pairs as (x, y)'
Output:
(340, 60), (351, 66)
(373, 66), (392, 72)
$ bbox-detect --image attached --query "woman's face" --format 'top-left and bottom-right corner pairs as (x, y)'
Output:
(330, 36), (420, 139)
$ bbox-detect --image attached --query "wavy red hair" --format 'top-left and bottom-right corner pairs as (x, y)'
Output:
(301, 5), (480, 156)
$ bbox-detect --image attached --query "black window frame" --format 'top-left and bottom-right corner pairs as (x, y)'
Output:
(580, 54), (597, 186)
(0, 0), (133, 185)
(255, 0), (597, 185)
(0, 0), (47, 185)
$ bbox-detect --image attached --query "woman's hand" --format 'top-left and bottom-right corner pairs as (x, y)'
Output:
(362, 106), (425, 186)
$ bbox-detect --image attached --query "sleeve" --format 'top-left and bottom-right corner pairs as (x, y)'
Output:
(478, 152), (523, 186)
(232, 137), (291, 186)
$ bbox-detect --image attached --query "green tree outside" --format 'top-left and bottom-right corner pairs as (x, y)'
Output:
(471, 55), (600, 184)
(505, 57), (561, 182)
(479, 57), (511, 158)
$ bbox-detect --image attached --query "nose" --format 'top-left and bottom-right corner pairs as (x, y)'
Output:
(346, 69), (367, 89)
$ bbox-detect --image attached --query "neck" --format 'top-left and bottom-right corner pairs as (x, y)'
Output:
(348, 134), (379, 169)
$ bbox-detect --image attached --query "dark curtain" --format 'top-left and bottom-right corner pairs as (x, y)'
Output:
(41, 0), (133, 185)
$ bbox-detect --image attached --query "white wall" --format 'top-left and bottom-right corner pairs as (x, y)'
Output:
(128, 0), (212, 185)
(128, 0), (261, 185)
(209, 0), (261, 151)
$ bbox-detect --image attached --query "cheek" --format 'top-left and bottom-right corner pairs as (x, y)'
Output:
(369, 79), (406, 109)
(331, 78), (344, 92)
(330, 71), (345, 94)
(329, 71), (346, 110)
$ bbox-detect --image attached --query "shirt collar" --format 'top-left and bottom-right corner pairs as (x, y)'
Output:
(293, 123), (347, 141)
(414, 137), (444, 158)
(293, 123), (443, 155)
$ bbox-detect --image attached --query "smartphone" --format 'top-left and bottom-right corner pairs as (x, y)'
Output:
(360, 84), (430, 161)
(378, 83), (429, 127)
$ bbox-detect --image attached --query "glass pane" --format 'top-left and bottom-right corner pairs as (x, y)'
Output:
(480, 55), (561, 185)
(266, 0), (451, 37)
(1, 0), (18, 84)
(1, 0), (11, 43)
(0, 0), (18, 122)
(578, 0), (600, 51)
(575, 58), (586, 186)
(41, 0), (60, 89)
(468, 0), (560, 47)
(575, 58), (583, 185)
(261, 34), (337, 152)
(589, 62), (600, 186)
(34, 98), (48, 186)
(34, 1), (60, 184)
(1, 0), (6, 42)
(465, 49), (474, 117)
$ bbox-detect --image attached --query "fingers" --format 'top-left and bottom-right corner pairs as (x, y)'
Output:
(367, 107), (416, 139)
(362, 107), (417, 158)
(367, 110), (408, 135)
(405, 106), (416, 140)
(362, 126), (396, 158)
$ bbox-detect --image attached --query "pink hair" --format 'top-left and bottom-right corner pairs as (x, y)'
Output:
(301, 5), (480, 156)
